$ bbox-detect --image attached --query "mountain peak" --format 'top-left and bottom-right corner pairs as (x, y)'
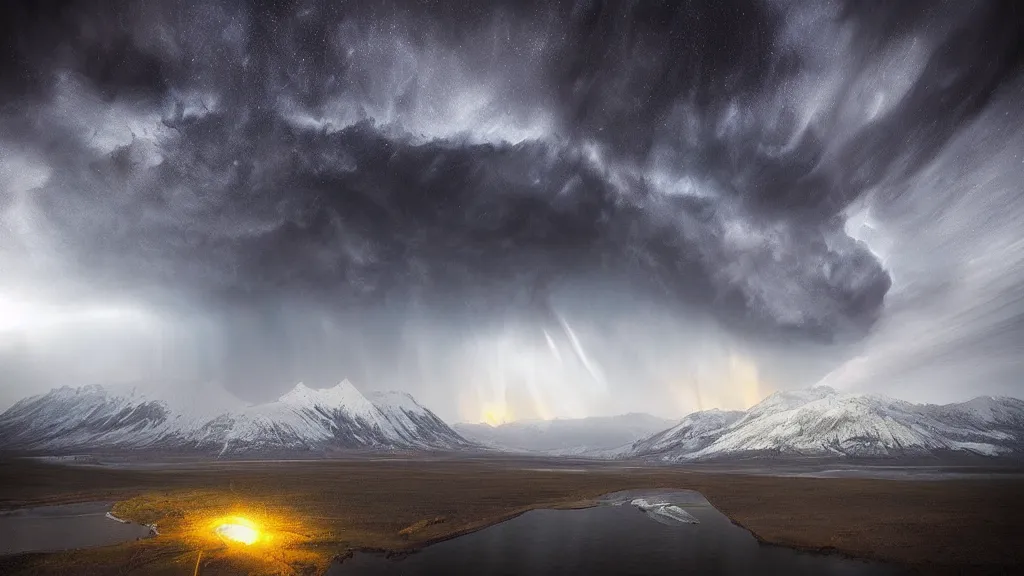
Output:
(276, 379), (382, 421)
(332, 379), (358, 393)
(631, 389), (1024, 461)
(747, 385), (837, 415)
(278, 382), (312, 403)
(1, 382), (470, 454)
(279, 380), (356, 400)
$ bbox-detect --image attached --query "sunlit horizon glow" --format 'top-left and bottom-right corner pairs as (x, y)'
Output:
(480, 404), (512, 427)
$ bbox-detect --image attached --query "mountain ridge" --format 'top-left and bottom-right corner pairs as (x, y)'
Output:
(628, 386), (1024, 461)
(4, 383), (1022, 461)
(0, 381), (472, 455)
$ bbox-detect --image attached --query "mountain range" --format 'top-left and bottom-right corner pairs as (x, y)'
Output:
(2, 382), (1022, 461)
(0, 380), (471, 455)
(627, 386), (1024, 461)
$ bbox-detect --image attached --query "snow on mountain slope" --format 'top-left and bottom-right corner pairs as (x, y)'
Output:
(368, 391), (469, 448)
(628, 409), (745, 457)
(630, 387), (1024, 461)
(929, 396), (1024, 431)
(280, 381), (381, 423)
(454, 413), (675, 455)
(0, 385), (175, 451)
(0, 381), (471, 454)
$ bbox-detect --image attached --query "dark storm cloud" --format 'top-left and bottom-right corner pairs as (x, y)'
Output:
(0, 0), (937, 337)
(2, 0), (1023, 412)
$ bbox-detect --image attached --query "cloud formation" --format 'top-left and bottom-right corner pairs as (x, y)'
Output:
(0, 0), (1021, 420)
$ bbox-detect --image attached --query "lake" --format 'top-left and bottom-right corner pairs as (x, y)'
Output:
(330, 489), (903, 576)
(0, 501), (156, 556)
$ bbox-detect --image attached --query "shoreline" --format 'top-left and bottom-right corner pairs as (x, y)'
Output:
(333, 498), (599, 564)
(1, 458), (1020, 574)
(2, 493), (887, 573)
(0, 485), (1004, 575)
(328, 495), (901, 572)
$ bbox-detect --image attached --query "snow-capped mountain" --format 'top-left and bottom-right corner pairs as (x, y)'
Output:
(629, 387), (1024, 461)
(0, 381), (472, 455)
(455, 413), (675, 455)
(629, 409), (746, 457)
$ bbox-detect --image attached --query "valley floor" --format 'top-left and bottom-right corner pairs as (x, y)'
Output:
(0, 456), (1021, 575)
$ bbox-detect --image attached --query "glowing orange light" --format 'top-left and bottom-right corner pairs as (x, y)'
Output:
(214, 517), (261, 545)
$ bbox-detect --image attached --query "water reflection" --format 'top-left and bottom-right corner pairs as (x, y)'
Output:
(0, 502), (156, 556)
(331, 490), (903, 576)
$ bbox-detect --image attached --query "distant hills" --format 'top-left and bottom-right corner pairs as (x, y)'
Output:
(455, 413), (675, 456)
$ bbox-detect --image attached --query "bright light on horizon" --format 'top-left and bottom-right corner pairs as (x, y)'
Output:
(480, 403), (513, 426)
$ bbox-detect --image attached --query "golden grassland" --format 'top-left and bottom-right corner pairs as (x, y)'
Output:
(0, 457), (1022, 575)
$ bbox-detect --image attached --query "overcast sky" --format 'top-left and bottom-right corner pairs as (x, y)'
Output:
(0, 0), (1022, 423)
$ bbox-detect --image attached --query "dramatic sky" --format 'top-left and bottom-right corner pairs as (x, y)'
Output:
(1, 0), (1022, 423)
